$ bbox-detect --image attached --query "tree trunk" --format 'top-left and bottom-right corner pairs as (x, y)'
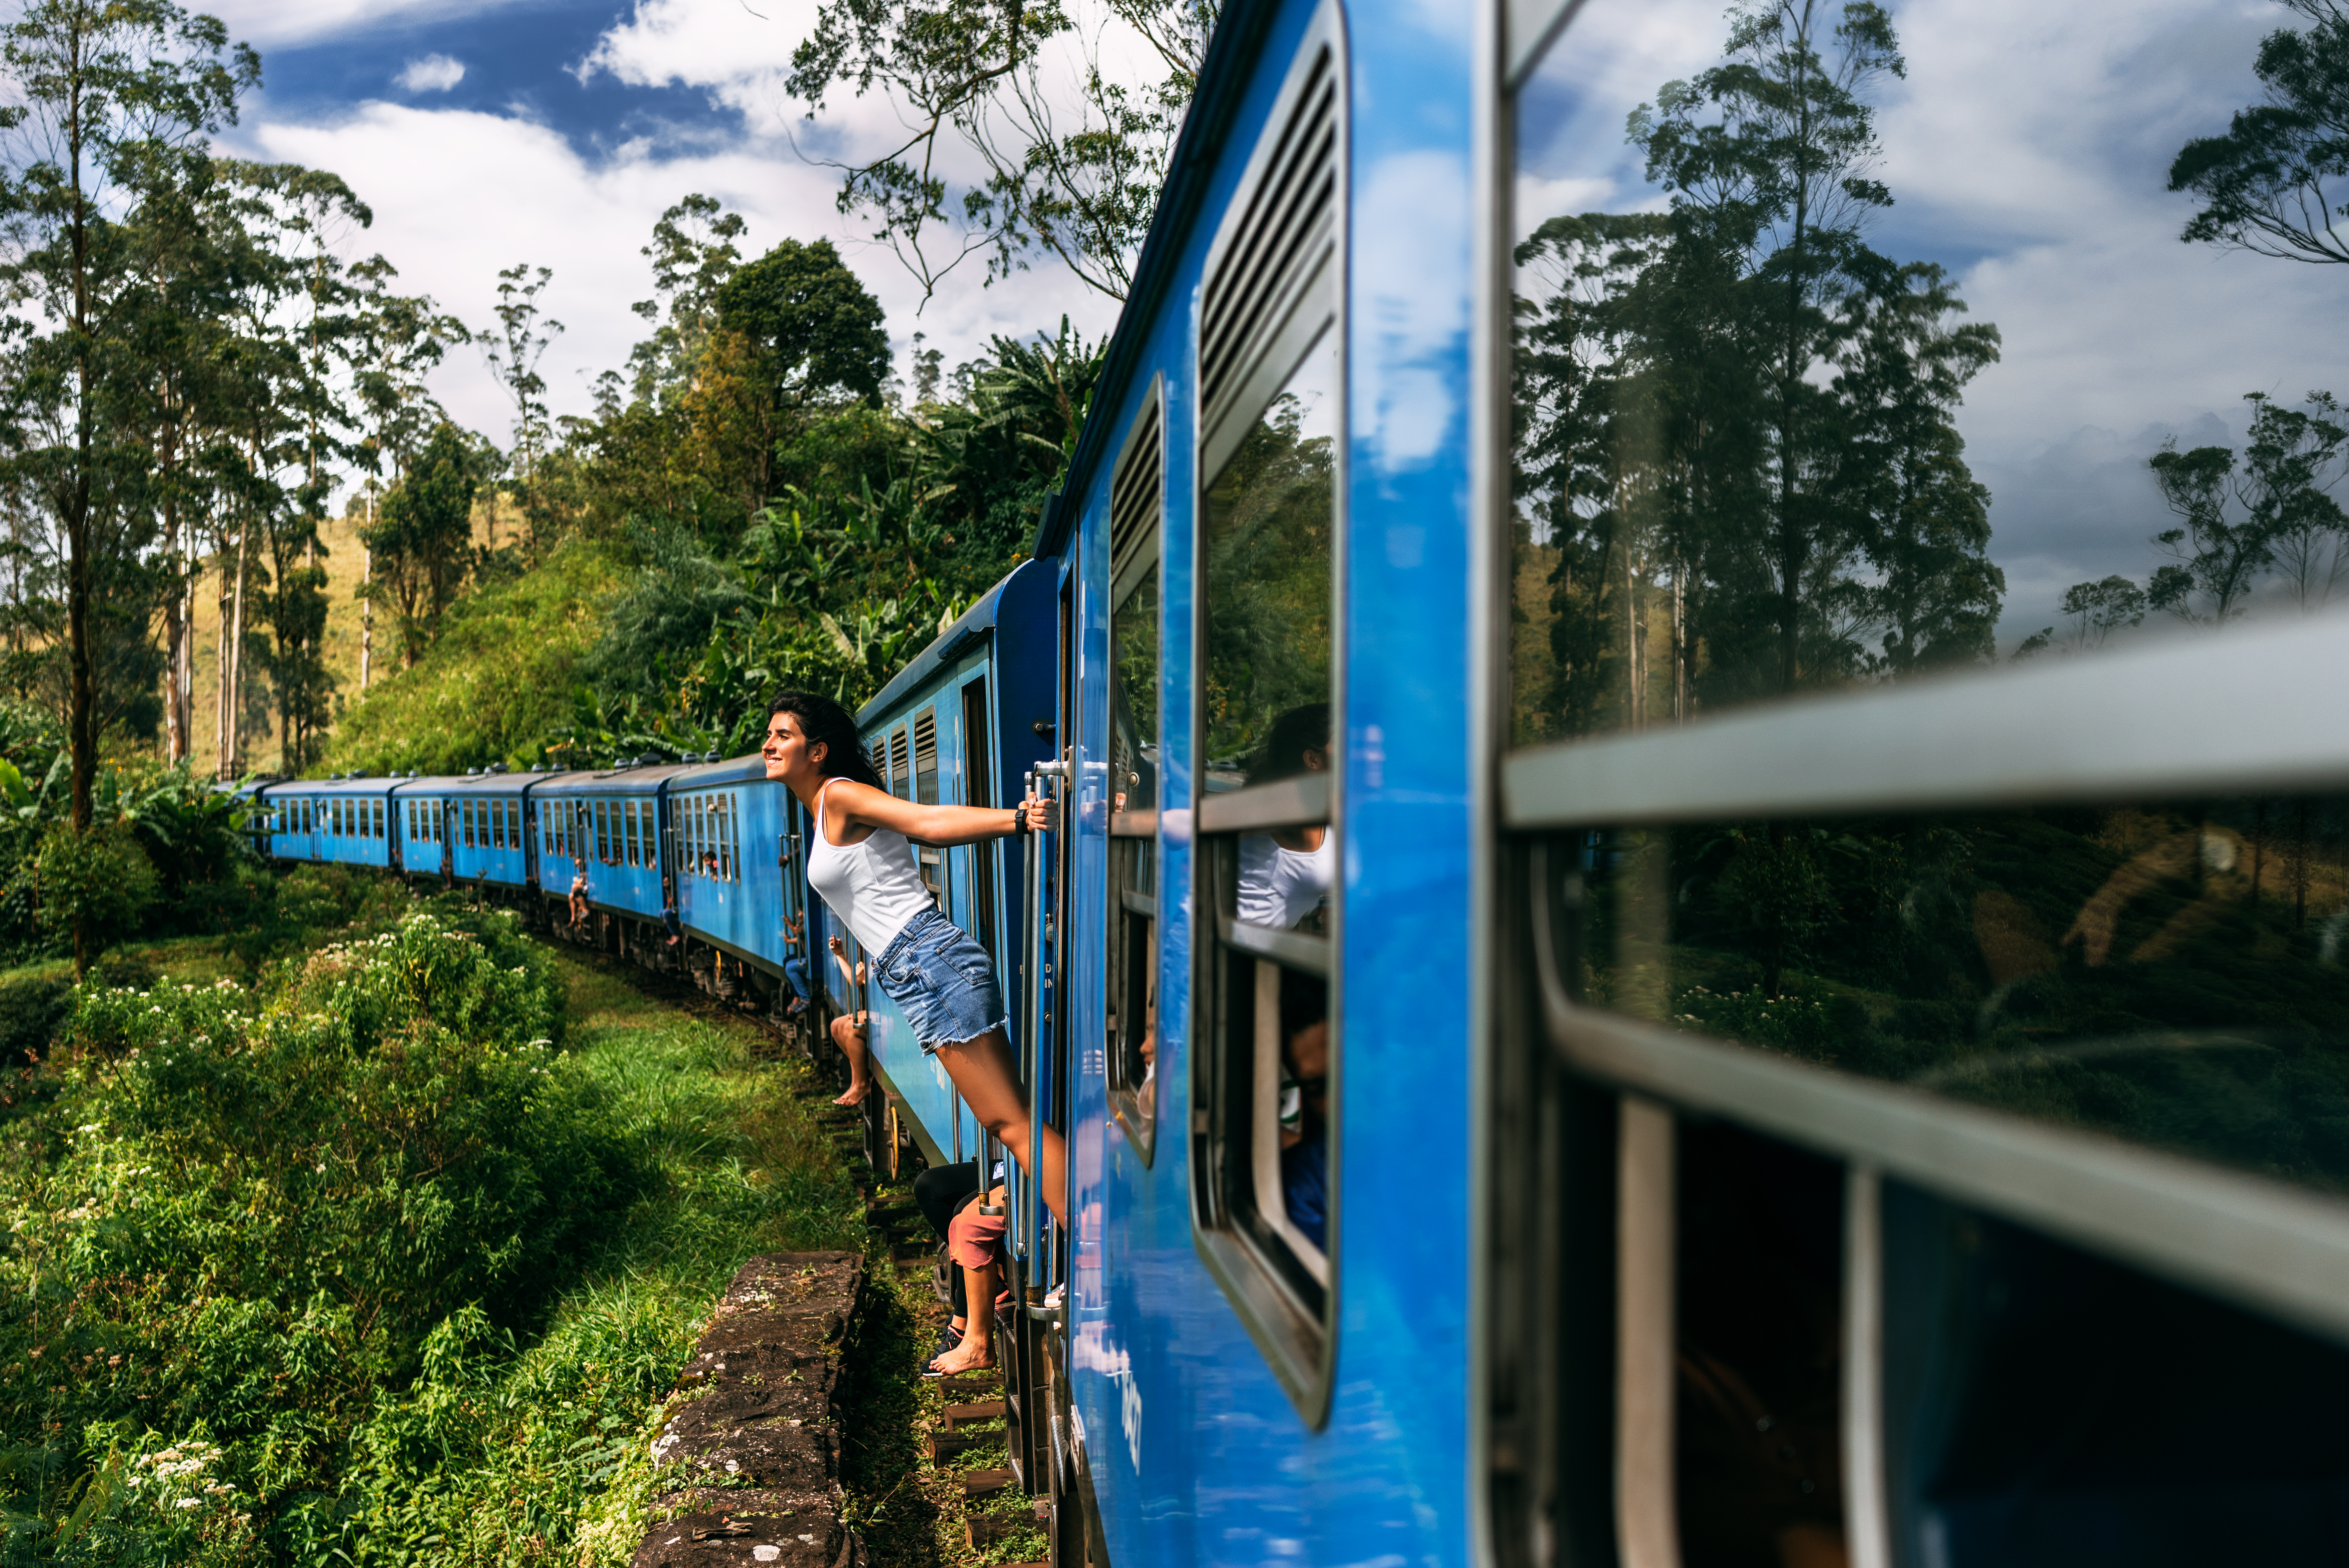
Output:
(64, 35), (95, 976)
(360, 489), (373, 690)
(223, 510), (250, 777)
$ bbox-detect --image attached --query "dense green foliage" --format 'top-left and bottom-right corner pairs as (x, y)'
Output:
(329, 302), (1101, 774)
(0, 903), (866, 1564)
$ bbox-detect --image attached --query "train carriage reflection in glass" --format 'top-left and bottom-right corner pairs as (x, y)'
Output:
(1489, 0), (2349, 1564)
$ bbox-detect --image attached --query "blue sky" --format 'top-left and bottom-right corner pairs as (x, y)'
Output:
(205, 0), (1125, 463)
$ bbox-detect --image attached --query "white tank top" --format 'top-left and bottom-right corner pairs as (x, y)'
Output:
(805, 779), (935, 954)
(1237, 830), (1336, 930)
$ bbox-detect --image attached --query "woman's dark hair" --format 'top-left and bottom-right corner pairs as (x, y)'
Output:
(1248, 702), (1331, 785)
(769, 689), (886, 789)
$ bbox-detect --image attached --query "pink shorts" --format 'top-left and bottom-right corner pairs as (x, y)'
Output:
(948, 1197), (1006, 1270)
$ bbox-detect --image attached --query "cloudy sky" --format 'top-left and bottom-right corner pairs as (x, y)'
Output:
(207, 0), (1126, 476)
(1517, 0), (2336, 642)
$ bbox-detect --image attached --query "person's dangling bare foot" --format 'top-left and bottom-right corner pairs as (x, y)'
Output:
(833, 1078), (872, 1108)
(929, 1333), (994, 1375)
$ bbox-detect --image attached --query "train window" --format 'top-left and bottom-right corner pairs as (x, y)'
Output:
(1189, 3), (1343, 1416)
(960, 677), (998, 954)
(1494, 0), (2349, 1558)
(1109, 382), (1165, 1157)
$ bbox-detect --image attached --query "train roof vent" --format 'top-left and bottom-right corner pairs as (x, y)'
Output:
(1110, 380), (1163, 603)
(1198, 29), (1341, 481)
(913, 708), (939, 806)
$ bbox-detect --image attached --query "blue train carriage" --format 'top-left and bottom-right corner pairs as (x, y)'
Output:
(260, 774), (404, 871)
(972, 0), (1483, 1557)
(534, 761), (694, 954)
(669, 753), (827, 1014)
(844, 560), (1059, 1170)
(383, 770), (520, 885)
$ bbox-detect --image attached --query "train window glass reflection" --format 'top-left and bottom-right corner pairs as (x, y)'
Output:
(1506, 0), (2348, 748)
(1198, 332), (1340, 1301)
(1204, 329), (1336, 774)
(1109, 386), (1164, 1153)
(1559, 798), (2349, 1194)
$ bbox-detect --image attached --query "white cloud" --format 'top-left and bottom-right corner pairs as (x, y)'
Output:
(236, 99), (1121, 490)
(394, 53), (465, 93)
(205, 0), (541, 49)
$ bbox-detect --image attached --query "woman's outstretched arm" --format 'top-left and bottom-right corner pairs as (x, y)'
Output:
(819, 777), (1053, 847)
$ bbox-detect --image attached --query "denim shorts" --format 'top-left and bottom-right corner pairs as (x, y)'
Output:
(872, 908), (1008, 1051)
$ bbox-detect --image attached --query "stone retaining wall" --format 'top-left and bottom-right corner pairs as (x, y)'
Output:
(630, 1251), (867, 1568)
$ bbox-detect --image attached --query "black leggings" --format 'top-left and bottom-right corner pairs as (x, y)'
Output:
(913, 1161), (985, 1318)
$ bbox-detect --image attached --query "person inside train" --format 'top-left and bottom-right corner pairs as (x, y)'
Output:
(1278, 972), (1331, 1249)
(1237, 702), (1334, 932)
(763, 689), (1067, 1225)
(826, 934), (872, 1107)
(911, 1158), (1005, 1371)
(781, 914), (811, 1016)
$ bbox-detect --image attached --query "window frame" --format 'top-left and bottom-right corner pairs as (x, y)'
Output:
(1184, 0), (1350, 1426)
(1108, 376), (1167, 1164)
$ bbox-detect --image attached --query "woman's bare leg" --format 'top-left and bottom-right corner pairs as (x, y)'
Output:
(829, 1013), (872, 1107)
(935, 1028), (1067, 1229)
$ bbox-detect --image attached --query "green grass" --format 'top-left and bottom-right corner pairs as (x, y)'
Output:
(397, 949), (874, 1566)
(324, 539), (621, 777)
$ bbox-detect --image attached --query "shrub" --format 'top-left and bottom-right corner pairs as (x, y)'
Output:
(0, 912), (634, 1558)
(33, 822), (159, 958)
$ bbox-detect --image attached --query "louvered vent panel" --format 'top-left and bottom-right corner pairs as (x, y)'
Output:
(890, 725), (911, 798)
(1199, 42), (1339, 442)
(1110, 390), (1163, 597)
(913, 708), (939, 805)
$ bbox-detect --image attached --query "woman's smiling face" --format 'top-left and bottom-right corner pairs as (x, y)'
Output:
(762, 710), (820, 782)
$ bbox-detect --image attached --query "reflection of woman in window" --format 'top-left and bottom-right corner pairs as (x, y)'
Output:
(763, 691), (1069, 1224)
(1235, 702), (1335, 931)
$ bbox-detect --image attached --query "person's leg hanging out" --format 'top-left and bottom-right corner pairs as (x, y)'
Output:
(934, 1028), (1067, 1229)
(829, 1012), (872, 1108)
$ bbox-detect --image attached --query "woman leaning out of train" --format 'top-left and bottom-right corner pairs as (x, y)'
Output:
(761, 690), (1068, 1226)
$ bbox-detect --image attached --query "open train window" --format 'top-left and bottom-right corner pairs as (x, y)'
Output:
(1188, 0), (1344, 1420)
(960, 677), (998, 954)
(1108, 380), (1165, 1159)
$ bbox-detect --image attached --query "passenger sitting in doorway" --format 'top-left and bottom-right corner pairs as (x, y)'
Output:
(661, 876), (681, 947)
(568, 857), (590, 929)
(912, 1159), (988, 1369)
(930, 1186), (1008, 1376)
(1236, 702), (1334, 932)
(827, 935), (873, 1108)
